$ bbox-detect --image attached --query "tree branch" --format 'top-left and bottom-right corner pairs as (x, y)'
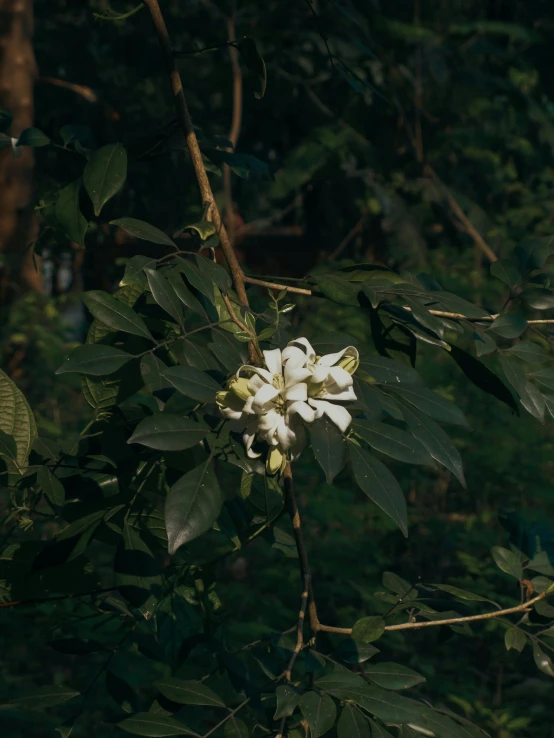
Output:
(283, 462), (320, 634)
(143, 0), (258, 363)
(284, 574), (310, 681)
(317, 591), (548, 635)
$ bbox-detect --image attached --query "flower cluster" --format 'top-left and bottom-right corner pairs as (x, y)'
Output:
(216, 337), (359, 474)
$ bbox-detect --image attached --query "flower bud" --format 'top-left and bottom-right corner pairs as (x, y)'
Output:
(266, 447), (286, 476)
(338, 352), (359, 375)
(228, 377), (252, 402)
(216, 390), (230, 407)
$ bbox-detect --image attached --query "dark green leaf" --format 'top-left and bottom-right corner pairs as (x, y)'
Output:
(165, 460), (222, 554)
(145, 268), (183, 324)
(16, 127), (50, 147)
(432, 584), (496, 605)
(519, 381), (546, 421)
(491, 546), (523, 580)
(81, 290), (153, 340)
(505, 341), (550, 364)
(120, 255), (156, 287)
(224, 718), (249, 738)
(128, 415), (208, 451)
(203, 149), (271, 180)
(316, 274), (360, 306)
(0, 369), (37, 466)
(167, 272), (206, 317)
(448, 345), (518, 413)
(337, 705), (370, 738)
(489, 314), (528, 339)
(38, 466), (65, 507)
(274, 685), (301, 719)
(0, 429), (17, 463)
(111, 218), (177, 248)
(56, 345), (134, 376)
(351, 419), (432, 466)
(490, 258), (520, 287)
(515, 237), (554, 271)
(499, 355), (526, 394)
(310, 417), (346, 482)
(504, 627), (526, 652)
(237, 37), (267, 98)
(387, 385), (468, 426)
(84, 143), (127, 216)
(332, 685), (425, 725)
(154, 678), (225, 707)
(6, 685), (79, 708)
(364, 663), (425, 690)
(118, 713), (196, 736)
(474, 328), (497, 357)
(162, 366), (221, 403)
(55, 180), (87, 247)
(299, 691), (337, 738)
(195, 254), (232, 292)
(368, 719), (394, 738)
(383, 571), (413, 596)
(533, 642), (554, 677)
(530, 368), (554, 391)
(178, 258), (218, 302)
(335, 640), (380, 664)
(357, 354), (423, 385)
(351, 616), (386, 644)
(400, 406), (465, 487)
(347, 440), (408, 537)
(523, 287), (554, 310)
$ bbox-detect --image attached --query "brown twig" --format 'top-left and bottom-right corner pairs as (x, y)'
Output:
(143, 0), (258, 363)
(317, 591), (548, 635)
(243, 275), (312, 296)
(221, 292), (263, 361)
(283, 462), (320, 634)
(284, 575), (310, 681)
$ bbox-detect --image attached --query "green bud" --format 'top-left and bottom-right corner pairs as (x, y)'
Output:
(216, 390), (229, 407)
(229, 377), (252, 402)
(338, 353), (359, 375)
(266, 447), (286, 476)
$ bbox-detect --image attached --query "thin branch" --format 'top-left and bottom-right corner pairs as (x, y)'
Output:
(329, 212), (367, 261)
(221, 292), (263, 360)
(143, 0), (257, 364)
(244, 275), (312, 296)
(284, 574), (310, 681)
(317, 591), (549, 635)
(202, 698), (250, 738)
(283, 462), (320, 634)
(93, 3), (144, 21)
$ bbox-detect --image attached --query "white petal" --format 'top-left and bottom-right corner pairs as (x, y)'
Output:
(317, 345), (359, 367)
(248, 374), (266, 394)
(284, 365), (311, 387)
(242, 396), (256, 414)
(252, 384), (280, 413)
(263, 348), (282, 376)
(221, 406), (244, 421)
(287, 401), (315, 423)
(284, 382), (307, 402)
(288, 337), (316, 362)
(281, 345), (309, 369)
(310, 400), (352, 432)
(326, 385), (357, 403)
(328, 366), (354, 391)
(311, 365), (330, 384)
(243, 431), (262, 458)
(276, 416), (296, 450)
(238, 365), (273, 384)
(308, 398), (325, 420)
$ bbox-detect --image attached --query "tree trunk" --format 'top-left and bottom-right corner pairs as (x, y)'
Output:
(0, 0), (40, 302)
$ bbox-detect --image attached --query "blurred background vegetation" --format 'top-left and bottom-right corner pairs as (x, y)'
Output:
(1, 0), (554, 735)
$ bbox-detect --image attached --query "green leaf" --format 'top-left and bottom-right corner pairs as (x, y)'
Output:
(383, 571), (413, 596)
(56, 345), (134, 376)
(499, 355), (526, 394)
(178, 258), (219, 303)
(111, 217), (177, 247)
(6, 685), (79, 708)
(165, 459), (222, 554)
(55, 180), (88, 247)
(167, 272), (206, 317)
(530, 368), (554, 391)
(533, 642), (554, 677)
(519, 381), (546, 421)
(491, 546), (523, 580)
(400, 406), (465, 487)
(432, 584), (497, 605)
(387, 385), (468, 426)
(299, 691), (337, 738)
(310, 416), (346, 482)
(120, 255), (156, 287)
(145, 268), (183, 324)
(81, 290), (153, 340)
(505, 341), (550, 364)
(237, 37), (267, 98)
(128, 414), (208, 451)
(118, 713), (197, 736)
(224, 718), (249, 738)
(316, 274), (360, 306)
(330, 685), (425, 725)
(154, 678), (225, 707)
(515, 237), (554, 271)
(16, 127), (50, 147)
(523, 287), (554, 310)
(84, 143), (127, 216)
(195, 254), (232, 292)
(0, 429), (17, 463)
(178, 219), (216, 241)
(474, 328), (497, 357)
(505, 627), (527, 652)
(368, 720), (394, 738)
(274, 685), (301, 719)
(357, 355), (422, 386)
(490, 258), (520, 287)
(335, 640), (380, 664)
(38, 466), (65, 507)
(337, 705), (370, 738)
(351, 419), (432, 466)
(489, 314), (528, 339)
(162, 366), (221, 403)
(364, 663), (426, 690)
(351, 616), (386, 643)
(203, 149), (271, 180)
(0, 369), (37, 466)
(347, 440), (408, 537)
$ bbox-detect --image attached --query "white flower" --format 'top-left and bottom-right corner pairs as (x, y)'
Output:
(282, 337), (359, 433)
(216, 337), (359, 473)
